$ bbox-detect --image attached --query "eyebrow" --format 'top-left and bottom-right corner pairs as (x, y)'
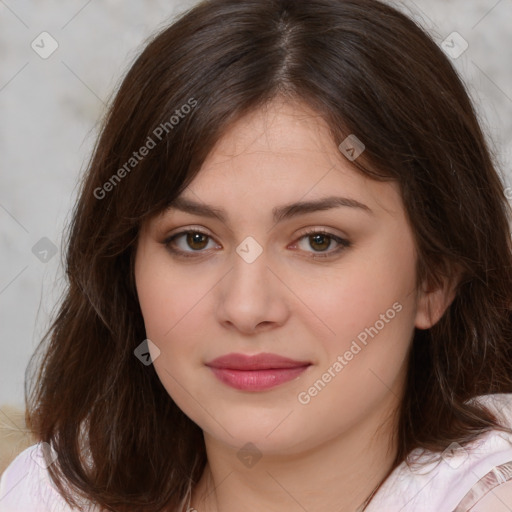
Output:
(165, 195), (374, 224)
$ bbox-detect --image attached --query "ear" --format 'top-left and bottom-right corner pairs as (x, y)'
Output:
(414, 269), (460, 330)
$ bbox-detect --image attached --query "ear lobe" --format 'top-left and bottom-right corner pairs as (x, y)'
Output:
(414, 273), (459, 330)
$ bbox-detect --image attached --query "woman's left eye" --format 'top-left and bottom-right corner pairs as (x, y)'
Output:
(163, 229), (351, 259)
(292, 229), (351, 259)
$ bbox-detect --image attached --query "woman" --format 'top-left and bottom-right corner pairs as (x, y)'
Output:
(1, 0), (512, 510)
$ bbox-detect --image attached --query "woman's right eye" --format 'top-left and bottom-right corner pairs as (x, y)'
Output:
(163, 230), (220, 258)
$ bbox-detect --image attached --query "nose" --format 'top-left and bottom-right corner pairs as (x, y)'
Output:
(215, 245), (290, 334)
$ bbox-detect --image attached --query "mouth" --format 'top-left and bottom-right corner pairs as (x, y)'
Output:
(205, 352), (312, 391)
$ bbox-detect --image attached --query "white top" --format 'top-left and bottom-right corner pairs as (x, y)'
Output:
(1, 393), (512, 512)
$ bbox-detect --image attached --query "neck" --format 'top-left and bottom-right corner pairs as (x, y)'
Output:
(190, 393), (400, 512)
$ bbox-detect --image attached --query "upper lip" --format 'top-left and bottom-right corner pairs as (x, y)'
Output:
(206, 352), (311, 370)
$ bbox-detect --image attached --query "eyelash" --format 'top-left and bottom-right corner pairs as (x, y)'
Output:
(162, 228), (351, 260)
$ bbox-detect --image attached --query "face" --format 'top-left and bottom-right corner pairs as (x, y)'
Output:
(134, 98), (444, 456)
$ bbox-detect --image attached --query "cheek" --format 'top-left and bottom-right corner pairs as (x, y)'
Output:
(135, 254), (210, 342)
(135, 253), (207, 407)
(294, 261), (416, 432)
(296, 232), (418, 350)
(134, 250), (221, 410)
(340, 236), (417, 382)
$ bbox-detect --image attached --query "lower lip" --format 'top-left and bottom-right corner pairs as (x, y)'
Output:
(208, 366), (310, 391)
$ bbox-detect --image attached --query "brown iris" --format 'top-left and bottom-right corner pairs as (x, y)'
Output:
(308, 233), (330, 252)
(187, 232), (209, 250)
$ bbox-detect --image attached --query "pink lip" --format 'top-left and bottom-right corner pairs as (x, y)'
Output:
(205, 353), (312, 391)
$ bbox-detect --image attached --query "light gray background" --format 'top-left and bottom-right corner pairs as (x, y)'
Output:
(1, 0), (511, 410)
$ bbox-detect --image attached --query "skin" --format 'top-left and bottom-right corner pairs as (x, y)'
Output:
(134, 97), (456, 511)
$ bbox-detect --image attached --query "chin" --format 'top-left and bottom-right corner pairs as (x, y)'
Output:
(200, 412), (315, 456)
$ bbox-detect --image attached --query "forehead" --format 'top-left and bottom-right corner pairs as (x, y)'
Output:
(204, 99), (342, 168)
(175, 99), (404, 220)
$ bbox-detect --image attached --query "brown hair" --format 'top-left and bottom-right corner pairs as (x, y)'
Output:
(25, 0), (512, 510)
